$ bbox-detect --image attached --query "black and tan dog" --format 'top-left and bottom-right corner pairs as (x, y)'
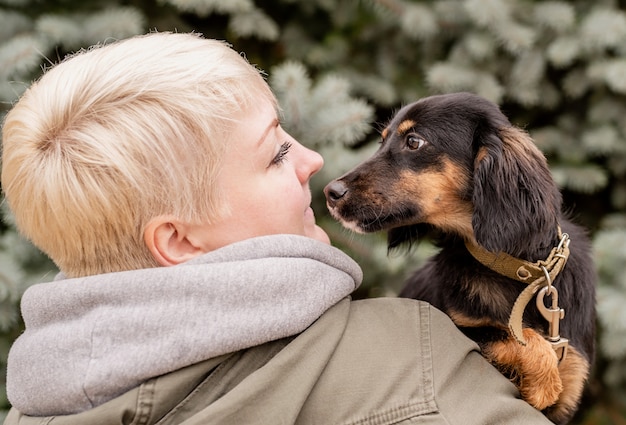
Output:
(324, 92), (596, 424)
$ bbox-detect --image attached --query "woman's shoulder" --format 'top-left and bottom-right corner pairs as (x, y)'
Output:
(339, 297), (478, 348)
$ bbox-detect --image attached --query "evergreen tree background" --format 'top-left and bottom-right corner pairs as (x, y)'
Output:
(1, 0), (625, 422)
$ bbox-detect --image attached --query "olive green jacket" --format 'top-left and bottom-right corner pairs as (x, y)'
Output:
(5, 298), (551, 425)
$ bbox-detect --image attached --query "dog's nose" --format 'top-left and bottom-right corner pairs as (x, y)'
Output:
(324, 180), (348, 206)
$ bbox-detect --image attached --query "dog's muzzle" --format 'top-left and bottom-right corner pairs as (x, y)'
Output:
(324, 180), (349, 208)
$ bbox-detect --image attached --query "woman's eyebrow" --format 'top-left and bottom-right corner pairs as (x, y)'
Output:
(256, 118), (280, 147)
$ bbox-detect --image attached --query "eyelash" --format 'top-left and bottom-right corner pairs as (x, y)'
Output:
(271, 142), (292, 166)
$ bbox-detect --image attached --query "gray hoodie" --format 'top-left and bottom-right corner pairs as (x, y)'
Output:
(6, 235), (362, 416)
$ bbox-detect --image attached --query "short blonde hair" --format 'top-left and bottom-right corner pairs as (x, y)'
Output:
(1, 32), (276, 277)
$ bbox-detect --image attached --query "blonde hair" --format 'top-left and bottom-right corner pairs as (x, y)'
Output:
(1, 32), (276, 277)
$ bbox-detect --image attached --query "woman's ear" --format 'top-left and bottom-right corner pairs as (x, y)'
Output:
(144, 216), (207, 266)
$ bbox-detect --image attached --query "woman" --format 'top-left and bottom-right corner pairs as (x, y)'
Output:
(1, 32), (551, 424)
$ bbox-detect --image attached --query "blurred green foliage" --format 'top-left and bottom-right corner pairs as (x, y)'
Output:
(1, 0), (625, 422)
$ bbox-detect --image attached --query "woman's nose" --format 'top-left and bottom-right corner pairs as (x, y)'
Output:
(296, 143), (324, 181)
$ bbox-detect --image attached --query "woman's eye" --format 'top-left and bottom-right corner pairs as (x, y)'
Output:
(270, 142), (292, 166)
(406, 134), (427, 150)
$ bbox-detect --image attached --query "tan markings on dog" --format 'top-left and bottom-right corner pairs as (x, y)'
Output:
(381, 127), (389, 140)
(500, 126), (547, 160)
(499, 127), (551, 173)
(397, 119), (416, 135)
(392, 159), (474, 239)
(482, 328), (563, 410)
(475, 146), (488, 167)
(545, 347), (590, 423)
(448, 309), (506, 329)
(475, 127), (547, 172)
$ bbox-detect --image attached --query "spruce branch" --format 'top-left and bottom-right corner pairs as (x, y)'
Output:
(463, 32), (497, 62)
(309, 74), (351, 104)
(532, 126), (563, 154)
(546, 36), (580, 69)
(433, 0), (470, 26)
(533, 1), (575, 33)
(314, 99), (374, 147)
(507, 50), (546, 106)
(551, 164), (608, 193)
(0, 10), (30, 42)
(426, 62), (477, 92)
(561, 68), (590, 99)
(269, 61), (312, 136)
(587, 59), (626, 95)
(158, 0), (253, 16)
(612, 183), (626, 210)
(365, 0), (404, 21)
(464, 0), (512, 28)
(588, 98), (626, 125)
(81, 7), (145, 46)
(269, 61), (374, 147)
(492, 20), (536, 54)
(582, 125), (624, 156)
(305, 35), (349, 67)
(427, 63), (503, 102)
(510, 50), (545, 88)
(580, 7), (626, 52)
(595, 228), (626, 388)
(604, 60), (626, 95)
(35, 14), (83, 49)
(228, 8), (279, 41)
(507, 84), (540, 107)
(342, 72), (397, 106)
(280, 25), (314, 62)
(0, 34), (46, 81)
(281, 0), (337, 13)
(400, 3), (437, 41)
(0, 224), (56, 332)
(474, 74), (504, 104)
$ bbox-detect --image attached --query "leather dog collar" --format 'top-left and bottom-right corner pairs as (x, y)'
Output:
(464, 227), (571, 347)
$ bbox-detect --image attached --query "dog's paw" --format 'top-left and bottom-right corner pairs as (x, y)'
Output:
(542, 346), (590, 424)
(483, 328), (563, 410)
(519, 360), (563, 409)
(516, 329), (563, 410)
(522, 378), (563, 410)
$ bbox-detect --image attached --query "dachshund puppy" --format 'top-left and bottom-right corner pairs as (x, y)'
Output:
(324, 92), (596, 424)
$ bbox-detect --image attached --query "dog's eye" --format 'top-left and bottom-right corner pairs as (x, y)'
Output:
(406, 133), (427, 150)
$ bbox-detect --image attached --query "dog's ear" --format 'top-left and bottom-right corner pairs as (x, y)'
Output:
(472, 126), (562, 257)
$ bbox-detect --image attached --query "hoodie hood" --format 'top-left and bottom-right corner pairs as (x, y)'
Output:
(6, 234), (362, 416)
